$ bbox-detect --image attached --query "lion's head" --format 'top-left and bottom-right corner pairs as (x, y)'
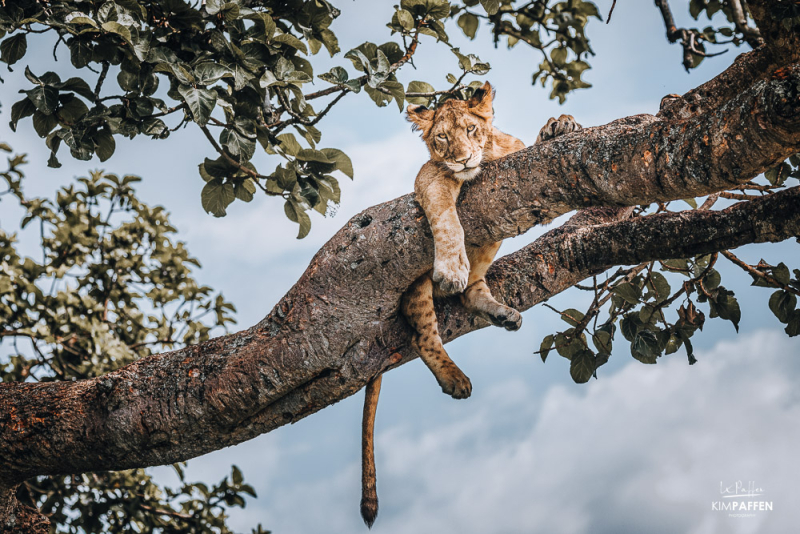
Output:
(406, 81), (494, 181)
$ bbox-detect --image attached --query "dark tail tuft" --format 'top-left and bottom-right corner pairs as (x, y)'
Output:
(360, 494), (378, 528)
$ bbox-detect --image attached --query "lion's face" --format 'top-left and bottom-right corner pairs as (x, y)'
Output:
(407, 82), (494, 181)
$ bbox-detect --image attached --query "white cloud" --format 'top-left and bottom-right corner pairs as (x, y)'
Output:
(230, 330), (800, 534)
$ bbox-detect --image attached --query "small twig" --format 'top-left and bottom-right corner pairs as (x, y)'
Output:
(137, 503), (193, 520)
(699, 193), (719, 210)
(94, 62), (110, 101)
(606, 0), (617, 24)
(199, 124), (282, 196)
(721, 251), (800, 296)
(720, 191), (764, 201)
(52, 34), (65, 61)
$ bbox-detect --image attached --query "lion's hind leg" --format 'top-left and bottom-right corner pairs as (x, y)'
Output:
(461, 242), (522, 331)
(401, 273), (472, 399)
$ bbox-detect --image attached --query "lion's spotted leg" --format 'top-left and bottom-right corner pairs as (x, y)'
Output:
(537, 114), (583, 144)
(462, 280), (522, 331)
(401, 274), (472, 399)
(462, 242), (521, 331)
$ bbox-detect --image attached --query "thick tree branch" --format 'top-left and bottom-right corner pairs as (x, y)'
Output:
(1, 48), (799, 491)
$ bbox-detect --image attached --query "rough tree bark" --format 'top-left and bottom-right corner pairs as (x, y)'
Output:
(1, 1), (798, 529)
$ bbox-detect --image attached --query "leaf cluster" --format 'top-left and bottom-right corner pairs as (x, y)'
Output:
(0, 144), (265, 533)
(450, 0), (600, 103)
(0, 0), (493, 237)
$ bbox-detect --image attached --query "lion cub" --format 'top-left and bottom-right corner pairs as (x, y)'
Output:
(359, 82), (581, 526)
(401, 81), (526, 398)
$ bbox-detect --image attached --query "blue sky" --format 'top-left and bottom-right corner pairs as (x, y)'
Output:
(2, 1), (800, 533)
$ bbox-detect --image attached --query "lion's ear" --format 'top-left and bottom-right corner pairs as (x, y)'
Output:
(468, 81), (494, 120)
(406, 104), (434, 133)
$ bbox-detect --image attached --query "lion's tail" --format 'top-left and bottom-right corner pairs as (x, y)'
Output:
(360, 375), (382, 528)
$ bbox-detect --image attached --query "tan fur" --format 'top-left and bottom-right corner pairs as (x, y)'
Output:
(359, 84), (583, 526)
(401, 82), (526, 398)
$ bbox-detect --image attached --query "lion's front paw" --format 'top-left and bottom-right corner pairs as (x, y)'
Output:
(436, 366), (472, 399)
(432, 253), (470, 295)
(537, 114), (583, 143)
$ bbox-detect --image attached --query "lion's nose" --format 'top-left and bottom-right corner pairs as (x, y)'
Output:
(455, 154), (471, 165)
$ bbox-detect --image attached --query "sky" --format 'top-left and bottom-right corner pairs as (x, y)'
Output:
(1, 1), (800, 533)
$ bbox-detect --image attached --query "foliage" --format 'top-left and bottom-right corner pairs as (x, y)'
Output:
(537, 167), (800, 384)
(0, 0), (767, 233)
(450, 0), (601, 103)
(0, 144), (265, 533)
(0, 0), (480, 237)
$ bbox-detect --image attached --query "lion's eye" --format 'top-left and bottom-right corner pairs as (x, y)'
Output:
(467, 125), (476, 132)
(436, 133), (447, 140)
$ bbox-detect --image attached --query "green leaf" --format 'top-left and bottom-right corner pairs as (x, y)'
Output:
(94, 129), (116, 162)
(65, 14), (99, 27)
(9, 98), (35, 131)
(458, 13), (479, 39)
(275, 133), (301, 156)
(620, 313), (642, 342)
(560, 308), (585, 327)
(592, 330), (612, 356)
(631, 330), (660, 364)
(232, 465), (243, 485)
(57, 94), (89, 123)
(539, 334), (554, 362)
(406, 80), (435, 105)
(612, 282), (641, 305)
(708, 287), (741, 332)
(69, 39), (94, 68)
(773, 263), (791, 285)
(32, 111), (58, 137)
(480, 0), (500, 16)
(220, 128), (256, 161)
(380, 80), (405, 112)
(194, 62), (232, 85)
(60, 78), (94, 100)
(769, 290), (796, 323)
(551, 47), (568, 66)
(0, 33), (27, 65)
(201, 179), (235, 217)
(234, 179), (256, 202)
(318, 66), (349, 85)
(704, 269), (721, 291)
(785, 310), (800, 337)
(101, 21), (132, 43)
(555, 332), (584, 360)
(647, 272), (671, 303)
(397, 9), (415, 30)
(274, 165), (297, 189)
(273, 33), (308, 54)
(320, 148), (354, 178)
(25, 85), (59, 115)
(142, 118), (169, 138)
(665, 333), (683, 355)
(177, 85), (217, 126)
(570, 349), (595, 383)
(661, 258), (689, 273)
(284, 199), (311, 238)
